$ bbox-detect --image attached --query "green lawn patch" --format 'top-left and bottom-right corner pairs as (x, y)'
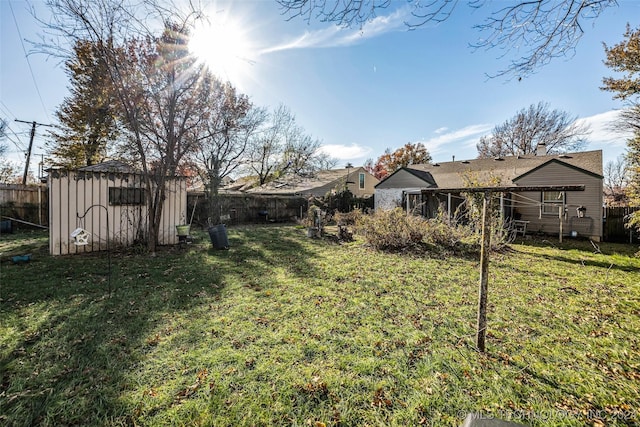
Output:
(1, 226), (638, 426)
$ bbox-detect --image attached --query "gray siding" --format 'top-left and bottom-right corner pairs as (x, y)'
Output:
(375, 170), (431, 189)
(514, 162), (602, 240)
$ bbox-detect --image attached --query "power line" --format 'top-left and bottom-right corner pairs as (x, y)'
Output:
(9, 0), (51, 122)
(0, 100), (17, 119)
(4, 131), (26, 152)
(0, 120), (26, 152)
(0, 98), (26, 153)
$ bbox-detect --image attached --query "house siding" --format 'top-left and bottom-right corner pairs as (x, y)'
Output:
(349, 168), (377, 198)
(376, 188), (424, 211)
(327, 168), (376, 198)
(375, 170), (432, 211)
(514, 162), (602, 240)
(376, 170), (431, 189)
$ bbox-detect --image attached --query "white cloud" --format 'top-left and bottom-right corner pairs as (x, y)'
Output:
(418, 123), (493, 156)
(576, 109), (633, 165)
(434, 127), (449, 134)
(259, 7), (410, 54)
(576, 110), (631, 148)
(318, 143), (372, 161)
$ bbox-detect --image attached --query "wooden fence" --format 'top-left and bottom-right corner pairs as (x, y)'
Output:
(0, 183), (48, 227)
(603, 206), (639, 243)
(186, 192), (375, 227)
(187, 193), (308, 227)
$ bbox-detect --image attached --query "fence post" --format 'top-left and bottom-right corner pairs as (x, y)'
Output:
(476, 191), (492, 353)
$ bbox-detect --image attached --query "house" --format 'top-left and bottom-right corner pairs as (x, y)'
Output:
(48, 160), (187, 255)
(375, 149), (603, 240)
(245, 167), (379, 198)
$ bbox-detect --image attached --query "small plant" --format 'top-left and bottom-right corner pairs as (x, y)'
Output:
(333, 209), (362, 241)
(303, 204), (329, 237)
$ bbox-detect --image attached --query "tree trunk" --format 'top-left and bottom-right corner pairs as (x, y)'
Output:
(207, 170), (222, 225)
(146, 173), (167, 255)
(476, 191), (492, 353)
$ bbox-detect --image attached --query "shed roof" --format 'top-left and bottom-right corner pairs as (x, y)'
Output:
(77, 160), (138, 174)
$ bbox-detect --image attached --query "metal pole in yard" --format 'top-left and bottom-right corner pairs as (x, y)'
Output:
(559, 206), (563, 243)
(476, 191), (491, 353)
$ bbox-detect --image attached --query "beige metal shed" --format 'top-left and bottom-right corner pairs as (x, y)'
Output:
(48, 161), (186, 255)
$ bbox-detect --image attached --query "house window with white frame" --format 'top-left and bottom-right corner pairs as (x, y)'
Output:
(359, 173), (365, 189)
(541, 191), (565, 215)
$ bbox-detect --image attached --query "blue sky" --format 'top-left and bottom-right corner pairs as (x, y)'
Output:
(1, 0), (638, 178)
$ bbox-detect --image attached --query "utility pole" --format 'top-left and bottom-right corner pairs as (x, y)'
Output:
(15, 120), (54, 185)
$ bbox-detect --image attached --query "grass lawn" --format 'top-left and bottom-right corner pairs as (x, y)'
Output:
(1, 225), (639, 426)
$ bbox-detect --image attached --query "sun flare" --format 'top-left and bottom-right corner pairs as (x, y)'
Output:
(189, 16), (254, 88)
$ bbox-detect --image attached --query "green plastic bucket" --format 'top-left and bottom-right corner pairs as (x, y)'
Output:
(176, 224), (191, 236)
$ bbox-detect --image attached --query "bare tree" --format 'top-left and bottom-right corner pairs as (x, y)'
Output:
(40, 0), (211, 253)
(245, 104), (334, 186)
(0, 118), (7, 142)
(604, 155), (629, 206)
(0, 119), (18, 182)
(245, 105), (294, 186)
(195, 83), (264, 224)
(476, 102), (590, 158)
(277, 0), (618, 78)
(281, 133), (333, 176)
(0, 119), (7, 161)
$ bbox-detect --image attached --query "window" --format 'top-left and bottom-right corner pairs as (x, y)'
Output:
(542, 191), (564, 215)
(109, 187), (145, 205)
(359, 173), (365, 189)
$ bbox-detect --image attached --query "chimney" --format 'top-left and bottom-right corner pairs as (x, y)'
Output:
(536, 143), (547, 156)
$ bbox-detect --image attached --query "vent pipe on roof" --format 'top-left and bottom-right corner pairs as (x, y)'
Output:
(536, 143), (547, 156)
(452, 155), (455, 162)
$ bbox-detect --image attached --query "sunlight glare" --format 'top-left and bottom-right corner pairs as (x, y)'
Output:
(189, 15), (254, 88)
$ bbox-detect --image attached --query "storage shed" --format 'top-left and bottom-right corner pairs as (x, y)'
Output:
(48, 161), (186, 255)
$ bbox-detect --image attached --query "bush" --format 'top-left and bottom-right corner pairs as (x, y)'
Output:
(353, 208), (511, 254)
(333, 209), (363, 226)
(354, 208), (429, 252)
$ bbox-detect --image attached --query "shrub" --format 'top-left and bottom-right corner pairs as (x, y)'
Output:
(353, 208), (511, 254)
(354, 208), (429, 251)
(333, 209), (363, 226)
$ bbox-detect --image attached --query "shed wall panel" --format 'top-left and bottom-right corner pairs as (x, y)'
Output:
(49, 171), (186, 255)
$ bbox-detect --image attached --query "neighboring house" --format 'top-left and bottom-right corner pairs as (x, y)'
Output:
(245, 167), (379, 198)
(48, 160), (187, 255)
(375, 149), (603, 240)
